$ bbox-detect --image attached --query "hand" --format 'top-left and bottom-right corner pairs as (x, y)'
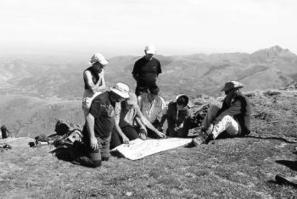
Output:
(140, 126), (147, 135)
(122, 135), (130, 144)
(90, 136), (98, 150)
(156, 131), (166, 138)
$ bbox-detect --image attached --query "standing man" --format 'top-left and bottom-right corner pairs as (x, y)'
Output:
(74, 82), (130, 168)
(193, 81), (251, 145)
(132, 45), (162, 96)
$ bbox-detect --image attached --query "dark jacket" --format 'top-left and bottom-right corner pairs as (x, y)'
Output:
(215, 92), (251, 135)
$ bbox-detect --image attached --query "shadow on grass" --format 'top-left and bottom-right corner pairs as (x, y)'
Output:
(268, 176), (297, 189)
(245, 135), (297, 144)
(50, 145), (75, 162)
(275, 160), (297, 171)
(110, 150), (124, 158)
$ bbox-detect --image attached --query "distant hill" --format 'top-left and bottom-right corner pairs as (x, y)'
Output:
(0, 45), (296, 99)
(0, 45), (296, 137)
(0, 95), (84, 138)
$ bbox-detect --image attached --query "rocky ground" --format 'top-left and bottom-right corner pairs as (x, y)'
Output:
(0, 89), (297, 199)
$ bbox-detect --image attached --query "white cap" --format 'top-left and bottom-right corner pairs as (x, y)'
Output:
(110, 82), (130, 99)
(144, 45), (156, 54)
(90, 53), (109, 65)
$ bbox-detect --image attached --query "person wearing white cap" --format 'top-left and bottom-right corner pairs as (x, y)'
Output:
(192, 81), (251, 145)
(82, 53), (109, 116)
(132, 45), (162, 96)
(74, 82), (129, 168)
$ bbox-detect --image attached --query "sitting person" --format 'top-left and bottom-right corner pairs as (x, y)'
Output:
(74, 82), (129, 168)
(138, 86), (167, 138)
(193, 81), (251, 145)
(111, 93), (165, 149)
(162, 94), (193, 138)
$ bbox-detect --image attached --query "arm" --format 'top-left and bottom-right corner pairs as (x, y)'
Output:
(156, 97), (167, 122)
(214, 100), (242, 123)
(135, 105), (165, 138)
(132, 62), (139, 81)
(86, 113), (98, 150)
(156, 60), (162, 76)
(114, 104), (129, 144)
(83, 70), (97, 94)
(94, 70), (106, 91)
(84, 70), (105, 93)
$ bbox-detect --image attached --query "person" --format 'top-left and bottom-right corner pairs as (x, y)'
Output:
(1, 125), (11, 139)
(74, 82), (129, 168)
(138, 87), (166, 138)
(110, 93), (165, 149)
(162, 94), (193, 138)
(82, 53), (108, 116)
(193, 81), (251, 145)
(132, 45), (162, 96)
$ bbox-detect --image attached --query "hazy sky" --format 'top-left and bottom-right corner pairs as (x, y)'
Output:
(0, 0), (296, 56)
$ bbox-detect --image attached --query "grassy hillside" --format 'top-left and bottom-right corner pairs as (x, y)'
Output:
(0, 89), (297, 198)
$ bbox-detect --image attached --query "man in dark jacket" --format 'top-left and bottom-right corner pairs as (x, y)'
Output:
(162, 94), (193, 138)
(194, 81), (251, 145)
(132, 45), (162, 96)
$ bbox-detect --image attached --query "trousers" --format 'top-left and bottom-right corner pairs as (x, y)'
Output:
(202, 105), (239, 139)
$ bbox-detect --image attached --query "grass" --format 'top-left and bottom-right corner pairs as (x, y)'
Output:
(0, 90), (297, 198)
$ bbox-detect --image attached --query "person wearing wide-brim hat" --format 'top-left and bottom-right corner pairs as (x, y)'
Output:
(192, 81), (251, 145)
(82, 53), (109, 116)
(74, 82), (129, 168)
(110, 92), (165, 149)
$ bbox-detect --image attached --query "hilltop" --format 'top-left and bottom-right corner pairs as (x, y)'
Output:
(0, 89), (297, 198)
(0, 45), (297, 137)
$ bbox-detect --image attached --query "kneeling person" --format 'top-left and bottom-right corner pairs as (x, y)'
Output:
(111, 93), (165, 149)
(75, 82), (129, 168)
(163, 95), (193, 137)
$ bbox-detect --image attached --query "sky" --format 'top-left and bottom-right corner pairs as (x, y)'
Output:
(0, 0), (297, 57)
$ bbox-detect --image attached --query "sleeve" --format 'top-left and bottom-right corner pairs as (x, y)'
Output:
(114, 102), (121, 124)
(157, 60), (162, 74)
(89, 99), (102, 118)
(156, 97), (167, 121)
(214, 100), (242, 123)
(132, 60), (139, 78)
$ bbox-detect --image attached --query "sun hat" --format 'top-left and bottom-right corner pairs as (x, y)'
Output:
(90, 53), (109, 65)
(110, 82), (130, 99)
(221, 81), (243, 92)
(144, 45), (156, 54)
(127, 93), (138, 105)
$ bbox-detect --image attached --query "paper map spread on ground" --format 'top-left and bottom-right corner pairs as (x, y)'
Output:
(112, 138), (192, 160)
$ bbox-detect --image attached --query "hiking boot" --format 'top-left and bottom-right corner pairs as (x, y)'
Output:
(187, 130), (212, 147)
(204, 134), (214, 144)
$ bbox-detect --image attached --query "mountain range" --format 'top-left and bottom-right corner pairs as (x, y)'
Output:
(0, 45), (296, 137)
